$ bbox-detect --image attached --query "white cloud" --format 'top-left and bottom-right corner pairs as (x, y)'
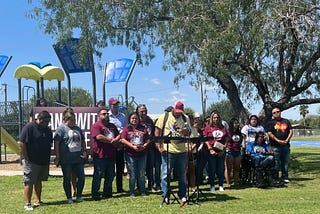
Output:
(170, 90), (187, 97)
(148, 97), (161, 102)
(166, 95), (186, 104)
(150, 78), (161, 85)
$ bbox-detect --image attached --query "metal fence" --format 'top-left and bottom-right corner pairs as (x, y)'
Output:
(293, 128), (320, 137)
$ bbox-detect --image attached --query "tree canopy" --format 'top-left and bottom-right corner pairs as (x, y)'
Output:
(30, 87), (93, 107)
(29, 0), (320, 123)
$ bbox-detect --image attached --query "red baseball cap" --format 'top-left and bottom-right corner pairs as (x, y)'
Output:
(174, 101), (184, 113)
(108, 97), (120, 105)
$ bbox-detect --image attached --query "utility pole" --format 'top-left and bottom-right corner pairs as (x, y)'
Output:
(2, 83), (7, 115)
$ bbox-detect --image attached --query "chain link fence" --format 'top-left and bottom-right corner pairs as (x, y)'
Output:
(293, 128), (320, 137)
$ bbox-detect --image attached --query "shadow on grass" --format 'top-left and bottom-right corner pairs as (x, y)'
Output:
(291, 152), (320, 175)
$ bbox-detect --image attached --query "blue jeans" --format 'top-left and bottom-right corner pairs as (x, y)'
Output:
(196, 148), (208, 185)
(252, 155), (274, 168)
(161, 152), (187, 199)
(154, 149), (162, 188)
(146, 148), (162, 189)
(91, 158), (115, 198)
(272, 146), (290, 180)
(125, 154), (147, 195)
(146, 148), (155, 190)
(61, 163), (85, 199)
(207, 153), (225, 187)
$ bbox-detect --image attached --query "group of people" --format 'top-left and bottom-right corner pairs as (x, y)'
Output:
(18, 98), (293, 210)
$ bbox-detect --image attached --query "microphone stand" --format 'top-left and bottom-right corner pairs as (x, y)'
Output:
(190, 141), (208, 203)
(161, 132), (180, 207)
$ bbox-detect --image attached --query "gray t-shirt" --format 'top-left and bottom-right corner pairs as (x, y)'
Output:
(54, 124), (84, 164)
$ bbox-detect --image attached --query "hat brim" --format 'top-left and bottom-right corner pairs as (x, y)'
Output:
(110, 101), (120, 105)
(174, 108), (184, 113)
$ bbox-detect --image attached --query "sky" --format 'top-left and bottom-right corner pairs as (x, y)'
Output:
(0, 1), (319, 120)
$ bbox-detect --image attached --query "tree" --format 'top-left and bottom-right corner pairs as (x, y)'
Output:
(206, 100), (244, 124)
(29, 0), (320, 124)
(30, 87), (93, 107)
(299, 104), (309, 126)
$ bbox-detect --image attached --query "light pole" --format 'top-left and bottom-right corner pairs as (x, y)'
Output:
(2, 83), (7, 115)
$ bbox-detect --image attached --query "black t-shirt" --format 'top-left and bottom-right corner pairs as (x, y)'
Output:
(19, 122), (53, 165)
(267, 117), (292, 147)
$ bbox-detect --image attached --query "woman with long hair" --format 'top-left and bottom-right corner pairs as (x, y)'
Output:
(54, 108), (86, 204)
(120, 112), (150, 196)
(225, 118), (243, 187)
(204, 111), (230, 192)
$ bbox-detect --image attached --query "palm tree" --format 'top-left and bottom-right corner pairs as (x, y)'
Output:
(299, 105), (309, 127)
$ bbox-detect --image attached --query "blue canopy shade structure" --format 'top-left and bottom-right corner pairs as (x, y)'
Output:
(53, 38), (93, 74)
(0, 55), (12, 78)
(53, 38), (96, 105)
(105, 58), (134, 83)
(103, 58), (136, 107)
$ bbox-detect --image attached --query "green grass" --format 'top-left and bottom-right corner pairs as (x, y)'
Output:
(1, 147), (320, 213)
(291, 135), (320, 141)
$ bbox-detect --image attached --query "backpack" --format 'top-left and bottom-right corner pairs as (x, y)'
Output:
(161, 111), (187, 136)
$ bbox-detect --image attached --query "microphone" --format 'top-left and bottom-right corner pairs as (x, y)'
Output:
(198, 142), (204, 152)
(184, 122), (192, 133)
(167, 127), (176, 136)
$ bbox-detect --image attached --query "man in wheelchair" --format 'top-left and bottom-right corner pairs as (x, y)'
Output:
(245, 132), (275, 188)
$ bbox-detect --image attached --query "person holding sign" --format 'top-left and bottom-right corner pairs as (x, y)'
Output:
(120, 112), (150, 197)
(204, 111), (230, 192)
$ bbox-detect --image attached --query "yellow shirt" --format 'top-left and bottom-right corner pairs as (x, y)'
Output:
(155, 112), (191, 153)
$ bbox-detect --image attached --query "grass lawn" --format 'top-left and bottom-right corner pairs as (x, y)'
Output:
(0, 146), (320, 213)
(291, 135), (320, 141)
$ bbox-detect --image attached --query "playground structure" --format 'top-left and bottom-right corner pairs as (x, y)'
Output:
(0, 58), (137, 163)
(1, 40), (138, 163)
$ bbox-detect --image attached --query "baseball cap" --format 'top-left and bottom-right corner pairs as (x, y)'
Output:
(174, 101), (184, 113)
(193, 112), (200, 118)
(108, 97), (120, 105)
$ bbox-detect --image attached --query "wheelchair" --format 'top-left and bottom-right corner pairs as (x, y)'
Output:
(240, 153), (255, 185)
(240, 153), (277, 188)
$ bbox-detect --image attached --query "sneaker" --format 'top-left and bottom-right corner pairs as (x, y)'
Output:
(219, 186), (225, 191)
(283, 179), (290, 183)
(163, 197), (169, 203)
(210, 186), (215, 192)
(34, 201), (47, 207)
(75, 197), (84, 202)
(67, 198), (73, 204)
(180, 197), (187, 208)
(141, 193), (147, 197)
(130, 194), (135, 197)
(24, 203), (34, 211)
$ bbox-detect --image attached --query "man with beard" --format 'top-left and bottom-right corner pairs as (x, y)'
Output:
(91, 108), (121, 200)
(155, 101), (191, 206)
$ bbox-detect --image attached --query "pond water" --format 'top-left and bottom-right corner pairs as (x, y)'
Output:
(290, 141), (320, 147)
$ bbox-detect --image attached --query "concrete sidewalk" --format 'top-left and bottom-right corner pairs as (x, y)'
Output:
(0, 167), (94, 176)
(0, 154), (94, 176)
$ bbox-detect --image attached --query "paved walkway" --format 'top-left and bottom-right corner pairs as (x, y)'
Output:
(0, 167), (94, 176)
(0, 154), (94, 176)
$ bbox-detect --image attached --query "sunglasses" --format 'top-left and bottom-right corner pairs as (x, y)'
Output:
(272, 110), (280, 114)
(100, 112), (108, 115)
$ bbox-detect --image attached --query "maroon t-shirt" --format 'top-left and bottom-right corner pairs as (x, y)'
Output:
(139, 116), (155, 149)
(91, 121), (119, 159)
(121, 125), (150, 158)
(203, 125), (229, 147)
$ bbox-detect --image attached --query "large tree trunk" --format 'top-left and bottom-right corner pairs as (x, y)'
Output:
(216, 75), (248, 125)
